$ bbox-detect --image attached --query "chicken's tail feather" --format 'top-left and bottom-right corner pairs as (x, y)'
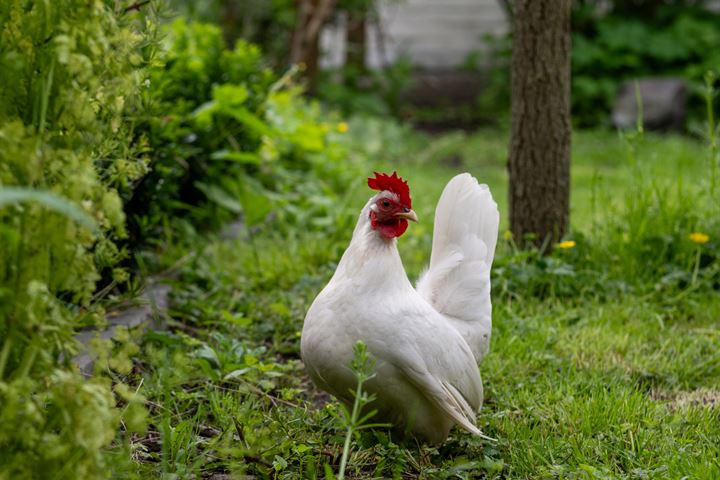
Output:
(417, 173), (499, 358)
(428, 173), (498, 270)
(438, 381), (496, 442)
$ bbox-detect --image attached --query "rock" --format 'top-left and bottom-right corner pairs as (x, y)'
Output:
(219, 217), (245, 240)
(72, 283), (170, 375)
(612, 78), (687, 131)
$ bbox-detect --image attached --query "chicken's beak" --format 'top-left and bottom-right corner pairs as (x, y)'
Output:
(396, 209), (418, 223)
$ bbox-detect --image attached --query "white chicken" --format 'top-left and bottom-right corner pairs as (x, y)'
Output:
(301, 171), (499, 443)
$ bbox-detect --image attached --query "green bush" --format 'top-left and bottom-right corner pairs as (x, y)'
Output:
(572, 2), (720, 126)
(166, 0), (296, 67)
(0, 0), (154, 476)
(128, 19), (362, 245)
(316, 57), (415, 118)
(479, 1), (720, 127)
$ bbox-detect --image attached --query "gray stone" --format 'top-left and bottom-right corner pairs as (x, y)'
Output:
(73, 283), (170, 375)
(612, 78), (687, 131)
(219, 218), (246, 240)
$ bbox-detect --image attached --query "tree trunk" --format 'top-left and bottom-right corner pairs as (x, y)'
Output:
(345, 10), (366, 73)
(508, 0), (571, 248)
(220, 1), (242, 47)
(289, 0), (336, 94)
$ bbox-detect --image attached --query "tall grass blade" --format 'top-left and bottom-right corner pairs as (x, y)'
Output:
(0, 187), (96, 231)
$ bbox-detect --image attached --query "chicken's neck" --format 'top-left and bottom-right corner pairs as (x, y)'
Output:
(332, 203), (412, 291)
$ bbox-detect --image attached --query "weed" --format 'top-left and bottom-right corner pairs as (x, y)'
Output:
(325, 342), (387, 480)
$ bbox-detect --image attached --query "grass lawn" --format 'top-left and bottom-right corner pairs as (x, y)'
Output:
(124, 128), (719, 478)
(369, 127), (711, 233)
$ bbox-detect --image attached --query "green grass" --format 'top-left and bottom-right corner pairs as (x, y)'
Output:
(116, 127), (719, 478)
(486, 297), (720, 478)
(372, 127), (711, 232)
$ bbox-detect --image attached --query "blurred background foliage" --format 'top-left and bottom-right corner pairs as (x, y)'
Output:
(0, 0), (718, 477)
(468, 0), (720, 127)
(167, 0), (720, 128)
(571, 0), (720, 126)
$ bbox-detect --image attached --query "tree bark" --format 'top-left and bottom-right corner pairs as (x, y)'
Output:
(220, 1), (242, 47)
(508, 0), (572, 248)
(289, 0), (336, 94)
(345, 10), (366, 73)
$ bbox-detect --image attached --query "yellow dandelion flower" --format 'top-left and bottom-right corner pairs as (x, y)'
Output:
(557, 240), (576, 249)
(689, 232), (710, 244)
(336, 122), (349, 133)
(503, 230), (513, 241)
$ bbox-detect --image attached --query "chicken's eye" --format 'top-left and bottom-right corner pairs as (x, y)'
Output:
(381, 200), (391, 208)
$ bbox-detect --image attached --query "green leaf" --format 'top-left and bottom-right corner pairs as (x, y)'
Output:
(289, 123), (325, 152)
(195, 182), (243, 213)
(192, 101), (219, 128)
(228, 107), (273, 136)
(210, 149), (262, 165)
(272, 455), (287, 471)
(212, 83), (249, 107)
(223, 368), (252, 381)
(0, 187), (96, 231)
(293, 444), (311, 454)
(324, 463), (337, 479)
(194, 344), (220, 368)
(238, 186), (272, 225)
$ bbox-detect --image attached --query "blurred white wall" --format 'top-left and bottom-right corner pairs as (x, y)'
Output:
(320, 0), (509, 70)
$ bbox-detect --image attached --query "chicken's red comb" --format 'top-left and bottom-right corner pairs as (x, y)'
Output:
(367, 171), (411, 208)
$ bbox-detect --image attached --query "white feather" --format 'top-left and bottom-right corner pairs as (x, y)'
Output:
(417, 173), (499, 361)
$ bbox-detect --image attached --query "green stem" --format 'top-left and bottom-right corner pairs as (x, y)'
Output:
(0, 337), (12, 380)
(12, 213), (27, 319)
(634, 80), (644, 135)
(37, 56), (55, 143)
(338, 380), (363, 480)
(705, 73), (717, 195)
(691, 247), (701, 286)
(14, 344), (37, 380)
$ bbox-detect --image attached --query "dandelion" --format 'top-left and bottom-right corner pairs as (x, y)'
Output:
(336, 122), (349, 133)
(557, 240), (576, 249)
(503, 230), (513, 241)
(689, 232), (710, 244)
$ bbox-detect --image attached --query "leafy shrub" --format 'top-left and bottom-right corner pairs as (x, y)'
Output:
(316, 57), (415, 118)
(166, 0), (296, 67)
(0, 0), (154, 476)
(479, 1), (720, 127)
(128, 19), (363, 245)
(572, 2), (720, 126)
